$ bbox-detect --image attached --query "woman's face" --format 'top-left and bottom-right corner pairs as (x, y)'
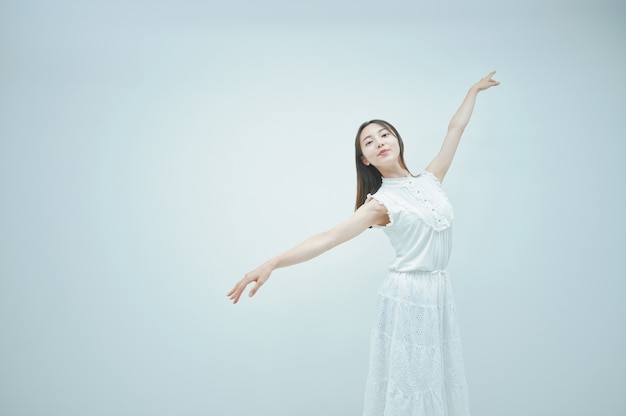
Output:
(359, 123), (401, 169)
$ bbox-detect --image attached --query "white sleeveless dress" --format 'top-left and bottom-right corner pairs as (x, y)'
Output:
(362, 170), (471, 416)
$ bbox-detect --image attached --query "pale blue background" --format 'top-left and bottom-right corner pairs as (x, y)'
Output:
(1, 1), (625, 415)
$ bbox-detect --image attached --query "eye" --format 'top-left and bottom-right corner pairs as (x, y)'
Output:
(364, 140), (373, 146)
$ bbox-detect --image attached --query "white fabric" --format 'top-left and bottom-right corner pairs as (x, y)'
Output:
(362, 170), (470, 416)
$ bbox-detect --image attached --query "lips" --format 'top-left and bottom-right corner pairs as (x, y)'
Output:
(378, 149), (390, 156)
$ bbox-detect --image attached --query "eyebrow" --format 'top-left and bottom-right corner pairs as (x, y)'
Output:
(361, 128), (388, 143)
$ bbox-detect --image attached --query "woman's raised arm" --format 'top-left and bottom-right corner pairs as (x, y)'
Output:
(426, 71), (500, 182)
(227, 199), (389, 304)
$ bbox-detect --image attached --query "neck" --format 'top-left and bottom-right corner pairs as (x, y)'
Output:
(378, 166), (410, 178)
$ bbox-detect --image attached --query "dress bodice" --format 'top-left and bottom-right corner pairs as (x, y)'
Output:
(367, 170), (454, 272)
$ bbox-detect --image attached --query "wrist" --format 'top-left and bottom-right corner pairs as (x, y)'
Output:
(265, 257), (280, 271)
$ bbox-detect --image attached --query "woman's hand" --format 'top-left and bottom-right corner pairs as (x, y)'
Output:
(472, 70), (500, 92)
(227, 262), (274, 304)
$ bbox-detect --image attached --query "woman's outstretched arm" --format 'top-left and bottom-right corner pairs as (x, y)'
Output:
(426, 70), (500, 182)
(227, 199), (389, 304)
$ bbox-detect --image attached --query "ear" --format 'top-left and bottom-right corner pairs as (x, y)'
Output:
(361, 156), (370, 166)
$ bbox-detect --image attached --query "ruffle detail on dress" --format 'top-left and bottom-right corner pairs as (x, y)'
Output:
(366, 193), (394, 228)
(373, 172), (453, 232)
(414, 171), (454, 231)
(420, 170), (443, 187)
(410, 191), (453, 231)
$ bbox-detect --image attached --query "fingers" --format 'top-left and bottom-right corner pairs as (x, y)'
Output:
(248, 280), (265, 298)
(228, 264), (272, 304)
(227, 272), (266, 304)
(476, 70), (500, 90)
(226, 281), (240, 297)
(483, 71), (497, 83)
(227, 278), (248, 304)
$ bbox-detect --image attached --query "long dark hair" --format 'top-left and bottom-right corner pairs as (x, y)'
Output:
(354, 119), (411, 210)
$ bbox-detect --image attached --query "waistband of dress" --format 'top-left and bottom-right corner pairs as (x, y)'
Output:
(387, 268), (448, 277)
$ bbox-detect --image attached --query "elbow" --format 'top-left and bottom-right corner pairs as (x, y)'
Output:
(322, 230), (340, 250)
(320, 229), (346, 252)
(447, 122), (466, 133)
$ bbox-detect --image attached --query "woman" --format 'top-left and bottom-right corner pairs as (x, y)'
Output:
(228, 71), (500, 415)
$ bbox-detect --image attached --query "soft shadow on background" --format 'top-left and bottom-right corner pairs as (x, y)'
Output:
(1, 1), (625, 415)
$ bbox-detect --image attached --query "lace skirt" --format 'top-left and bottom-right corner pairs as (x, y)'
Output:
(362, 270), (471, 416)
